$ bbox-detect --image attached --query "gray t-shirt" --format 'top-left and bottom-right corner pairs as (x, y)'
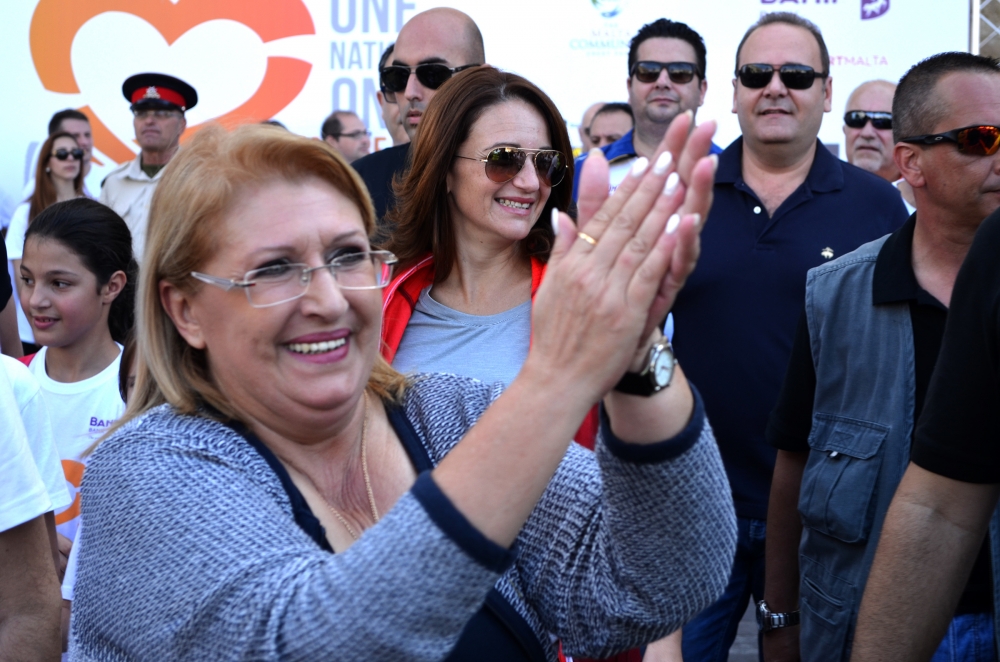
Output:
(392, 287), (532, 386)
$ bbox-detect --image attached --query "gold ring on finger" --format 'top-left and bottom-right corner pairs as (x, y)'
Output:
(577, 231), (598, 247)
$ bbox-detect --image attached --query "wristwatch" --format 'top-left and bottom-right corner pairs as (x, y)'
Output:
(756, 599), (800, 633)
(613, 335), (676, 396)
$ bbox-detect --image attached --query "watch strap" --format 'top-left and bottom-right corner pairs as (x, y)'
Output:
(756, 599), (800, 632)
(614, 370), (656, 396)
(613, 336), (674, 397)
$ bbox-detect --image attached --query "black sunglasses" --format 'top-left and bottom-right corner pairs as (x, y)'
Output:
(737, 64), (826, 90)
(630, 61), (699, 85)
(51, 148), (84, 161)
(380, 63), (480, 100)
(456, 147), (567, 187)
(844, 110), (892, 130)
(900, 125), (1000, 156)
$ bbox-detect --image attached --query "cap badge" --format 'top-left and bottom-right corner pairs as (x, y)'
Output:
(143, 86), (161, 99)
(821, 247), (834, 260)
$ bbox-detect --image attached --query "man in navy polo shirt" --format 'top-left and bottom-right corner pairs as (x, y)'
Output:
(672, 12), (907, 661)
(571, 18), (722, 201)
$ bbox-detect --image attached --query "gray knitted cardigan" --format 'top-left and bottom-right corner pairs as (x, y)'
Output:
(69, 373), (736, 661)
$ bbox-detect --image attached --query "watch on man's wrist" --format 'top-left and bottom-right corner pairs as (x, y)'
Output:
(613, 335), (676, 397)
(756, 599), (800, 633)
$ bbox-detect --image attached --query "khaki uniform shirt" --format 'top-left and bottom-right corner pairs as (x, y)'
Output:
(98, 156), (166, 261)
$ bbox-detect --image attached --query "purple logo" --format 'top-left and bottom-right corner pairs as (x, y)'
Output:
(862, 0), (889, 19)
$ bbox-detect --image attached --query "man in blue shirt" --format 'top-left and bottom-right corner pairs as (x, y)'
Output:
(671, 12), (908, 661)
(572, 18), (722, 201)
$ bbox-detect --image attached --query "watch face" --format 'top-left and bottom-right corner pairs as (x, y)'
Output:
(652, 348), (674, 386)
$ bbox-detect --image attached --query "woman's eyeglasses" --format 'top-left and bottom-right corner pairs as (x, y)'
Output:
(51, 148), (84, 161)
(456, 148), (567, 187)
(379, 63), (480, 101)
(737, 64), (826, 90)
(191, 251), (397, 308)
(900, 125), (1000, 156)
(630, 61), (699, 85)
(844, 111), (892, 130)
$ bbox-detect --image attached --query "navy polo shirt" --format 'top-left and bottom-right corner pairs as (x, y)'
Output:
(571, 129), (723, 202)
(671, 136), (908, 521)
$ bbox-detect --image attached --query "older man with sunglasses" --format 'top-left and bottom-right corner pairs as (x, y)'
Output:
(843, 81), (898, 183)
(840, 52), (1000, 662)
(571, 18), (721, 203)
(351, 8), (483, 236)
(842, 80), (918, 214)
(667, 13), (907, 662)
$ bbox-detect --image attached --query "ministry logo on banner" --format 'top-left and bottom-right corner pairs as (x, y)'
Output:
(590, 0), (622, 19)
(861, 0), (889, 19)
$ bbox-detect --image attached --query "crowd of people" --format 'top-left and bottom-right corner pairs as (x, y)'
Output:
(2, 6), (1000, 662)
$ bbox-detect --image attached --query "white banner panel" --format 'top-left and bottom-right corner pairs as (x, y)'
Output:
(1, 0), (969, 223)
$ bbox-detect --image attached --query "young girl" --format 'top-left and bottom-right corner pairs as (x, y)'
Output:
(17, 197), (135, 564)
(5, 132), (86, 354)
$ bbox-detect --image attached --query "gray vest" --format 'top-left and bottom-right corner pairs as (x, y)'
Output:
(798, 235), (1000, 660)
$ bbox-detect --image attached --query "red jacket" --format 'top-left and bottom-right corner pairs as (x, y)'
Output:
(380, 254), (598, 449)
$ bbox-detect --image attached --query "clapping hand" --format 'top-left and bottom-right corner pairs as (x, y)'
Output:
(530, 111), (717, 403)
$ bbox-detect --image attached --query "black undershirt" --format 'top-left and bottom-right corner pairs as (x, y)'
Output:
(140, 162), (165, 178)
(767, 216), (992, 614)
(0, 238), (11, 309)
(912, 205), (1000, 482)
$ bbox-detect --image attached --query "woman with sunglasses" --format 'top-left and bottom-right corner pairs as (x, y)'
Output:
(380, 67), (609, 441)
(5, 131), (86, 353)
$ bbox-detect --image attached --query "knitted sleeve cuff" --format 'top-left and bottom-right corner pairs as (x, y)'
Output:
(411, 471), (516, 573)
(600, 384), (707, 464)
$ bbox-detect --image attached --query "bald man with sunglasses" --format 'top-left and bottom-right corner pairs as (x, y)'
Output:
(842, 80), (918, 213)
(843, 81), (898, 183)
(762, 52), (1000, 662)
(352, 8), (483, 237)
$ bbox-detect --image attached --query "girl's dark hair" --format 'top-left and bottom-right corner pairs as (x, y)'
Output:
(25, 199), (136, 344)
(118, 331), (137, 403)
(29, 132), (85, 223)
(383, 66), (574, 280)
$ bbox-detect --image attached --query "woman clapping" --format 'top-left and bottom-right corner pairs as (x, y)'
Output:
(70, 117), (734, 661)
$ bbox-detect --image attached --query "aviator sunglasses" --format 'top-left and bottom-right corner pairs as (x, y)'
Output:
(737, 63), (826, 90)
(51, 148), (84, 161)
(456, 147), (567, 187)
(900, 125), (1000, 156)
(630, 61), (699, 85)
(380, 63), (480, 100)
(844, 110), (892, 131)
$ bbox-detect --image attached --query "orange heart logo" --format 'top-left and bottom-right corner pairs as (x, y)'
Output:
(29, 0), (315, 165)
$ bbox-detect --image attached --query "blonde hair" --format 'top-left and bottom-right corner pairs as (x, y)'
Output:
(119, 123), (407, 431)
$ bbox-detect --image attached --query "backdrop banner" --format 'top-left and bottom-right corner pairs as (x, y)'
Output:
(2, 0), (968, 223)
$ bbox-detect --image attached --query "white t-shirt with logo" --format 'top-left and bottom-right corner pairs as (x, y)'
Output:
(27, 346), (124, 543)
(0, 360), (51, 532)
(1, 355), (72, 516)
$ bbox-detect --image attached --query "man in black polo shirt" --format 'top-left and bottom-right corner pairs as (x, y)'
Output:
(672, 13), (907, 660)
(351, 8), (483, 237)
(848, 70), (1000, 662)
(763, 52), (1000, 662)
